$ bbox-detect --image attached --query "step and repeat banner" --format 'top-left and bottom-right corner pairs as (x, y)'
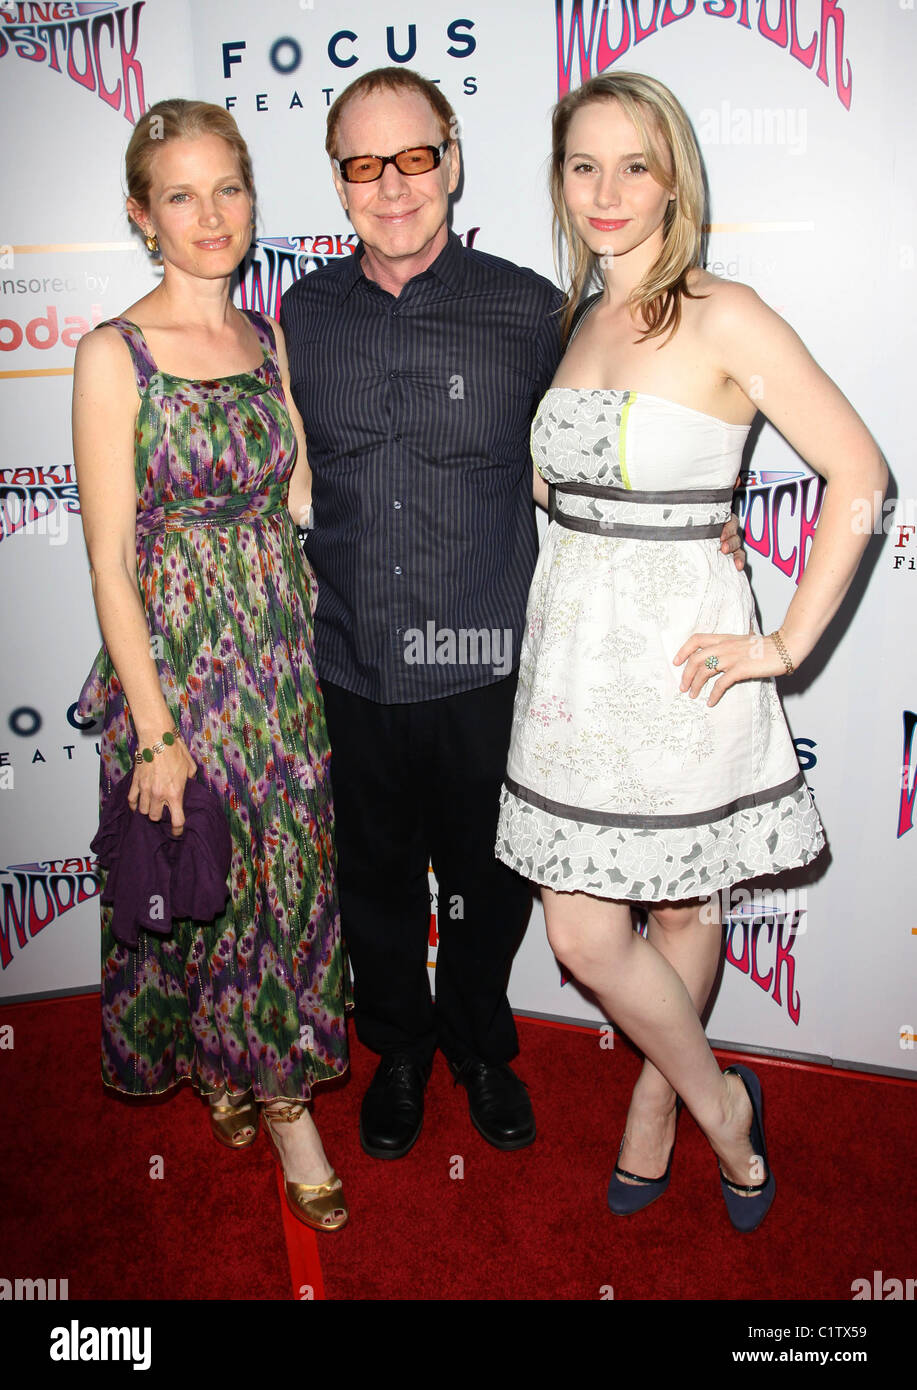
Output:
(1, 0), (914, 1079)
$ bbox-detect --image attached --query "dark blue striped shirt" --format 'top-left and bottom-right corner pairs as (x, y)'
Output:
(280, 232), (563, 703)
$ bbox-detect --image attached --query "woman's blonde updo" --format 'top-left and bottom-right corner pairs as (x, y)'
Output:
(125, 98), (256, 214)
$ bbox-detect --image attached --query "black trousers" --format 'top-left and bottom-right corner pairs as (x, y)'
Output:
(321, 675), (532, 1068)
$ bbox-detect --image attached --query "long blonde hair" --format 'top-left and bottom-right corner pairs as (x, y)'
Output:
(550, 72), (706, 343)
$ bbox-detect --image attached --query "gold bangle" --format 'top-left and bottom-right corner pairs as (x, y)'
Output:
(769, 630), (794, 675)
(134, 726), (181, 765)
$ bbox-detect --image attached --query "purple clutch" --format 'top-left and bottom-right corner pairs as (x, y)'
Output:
(90, 773), (232, 948)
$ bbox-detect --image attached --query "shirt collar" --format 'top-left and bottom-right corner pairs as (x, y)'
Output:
(336, 245), (368, 300)
(424, 231), (465, 294)
(337, 230), (465, 300)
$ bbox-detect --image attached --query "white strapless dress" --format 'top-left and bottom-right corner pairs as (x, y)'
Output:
(495, 387), (825, 901)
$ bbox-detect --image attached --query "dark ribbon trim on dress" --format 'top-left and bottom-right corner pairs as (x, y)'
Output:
(503, 770), (806, 829)
(552, 511), (726, 540)
(136, 489), (288, 537)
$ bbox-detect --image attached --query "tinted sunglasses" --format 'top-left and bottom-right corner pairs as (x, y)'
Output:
(334, 141), (450, 184)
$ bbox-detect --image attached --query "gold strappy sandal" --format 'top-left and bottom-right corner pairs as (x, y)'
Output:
(209, 1089), (259, 1149)
(263, 1101), (349, 1233)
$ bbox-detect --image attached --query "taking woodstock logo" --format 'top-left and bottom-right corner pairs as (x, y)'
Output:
(0, 858), (100, 972)
(0, 1), (146, 123)
(721, 891), (805, 1025)
(555, 0), (854, 109)
(0, 461), (81, 545)
(734, 467), (825, 586)
(237, 236), (361, 322)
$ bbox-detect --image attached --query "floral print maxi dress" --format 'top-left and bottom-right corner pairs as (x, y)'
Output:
(78, 313), (348, 1100)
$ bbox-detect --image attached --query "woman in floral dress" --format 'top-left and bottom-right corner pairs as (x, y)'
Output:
(74, 100), (348, 1232)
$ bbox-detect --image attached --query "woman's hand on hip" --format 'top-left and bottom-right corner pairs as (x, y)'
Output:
(673, 632), (791, 707)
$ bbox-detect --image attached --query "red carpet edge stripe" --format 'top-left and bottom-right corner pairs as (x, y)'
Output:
(275, 1166), (326, 1301)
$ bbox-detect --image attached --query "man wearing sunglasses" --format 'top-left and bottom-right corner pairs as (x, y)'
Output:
(280, 66), (556, 1161)
(280, 67), (743, 1162)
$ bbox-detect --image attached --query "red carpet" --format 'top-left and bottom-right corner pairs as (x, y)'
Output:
(0, 993), (290, 1300)
(1, 993), (915, 1302)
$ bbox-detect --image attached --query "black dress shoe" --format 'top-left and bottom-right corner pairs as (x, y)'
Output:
(359, 1053), (430, 1160)
(448, 1059), (536, 1150)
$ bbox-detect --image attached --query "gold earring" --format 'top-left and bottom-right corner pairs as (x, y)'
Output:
(144, 231), (159, 254)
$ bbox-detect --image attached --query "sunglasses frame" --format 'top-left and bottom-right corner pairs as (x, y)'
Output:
(334, 140), (450, 185)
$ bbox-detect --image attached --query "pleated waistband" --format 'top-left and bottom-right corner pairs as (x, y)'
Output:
(136, 490), (287, 537)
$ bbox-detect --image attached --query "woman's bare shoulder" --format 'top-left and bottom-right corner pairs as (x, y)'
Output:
(73, 320), (139, 408)
(687, 266), (761, 303)
(686, 268), (767, 316)
(683, 270), (778, 348)
(74, 321), (132, 373)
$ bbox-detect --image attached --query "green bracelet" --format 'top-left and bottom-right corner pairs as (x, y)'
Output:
(134, 727), (181, 766)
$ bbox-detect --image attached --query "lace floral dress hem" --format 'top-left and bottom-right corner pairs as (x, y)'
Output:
(497, 781), (824, 900)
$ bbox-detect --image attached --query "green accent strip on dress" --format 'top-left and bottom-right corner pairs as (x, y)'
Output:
(619, 391), (635, 490)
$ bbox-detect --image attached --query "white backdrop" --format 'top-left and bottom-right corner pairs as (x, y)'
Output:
(1, 0), (914, 1080)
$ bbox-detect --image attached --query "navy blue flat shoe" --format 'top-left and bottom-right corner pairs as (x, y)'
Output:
(718, 1065), (776, 1232)
(607, 1099), (681, 1216)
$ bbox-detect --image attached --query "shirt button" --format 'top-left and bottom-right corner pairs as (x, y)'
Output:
(393, 434), (402, 442)
(394, 565), (402, 576)
(389, 370), (399, 379)
(393, 500), (402, 510)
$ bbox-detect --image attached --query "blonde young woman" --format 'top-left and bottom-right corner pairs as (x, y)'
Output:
(74, 100), (348, 1232)
(496, 72), (885, 1228)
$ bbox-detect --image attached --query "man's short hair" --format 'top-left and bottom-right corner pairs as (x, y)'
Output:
(326, 67), (457, 158)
